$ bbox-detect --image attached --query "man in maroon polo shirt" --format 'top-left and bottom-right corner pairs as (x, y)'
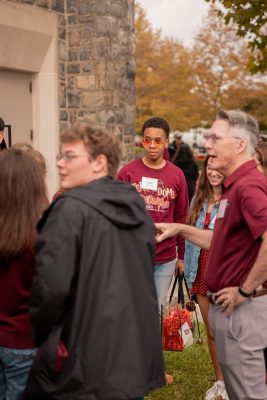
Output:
(155, 109), (267, 400)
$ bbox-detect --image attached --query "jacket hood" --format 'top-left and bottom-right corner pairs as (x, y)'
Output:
(64, 177), (148, 229)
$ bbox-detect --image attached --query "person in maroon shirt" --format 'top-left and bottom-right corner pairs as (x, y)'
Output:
(254, 141), (267, 383)
(118, 117), (189, 313)
(0, 148), (47, 400)
(155, 110), (267, 400)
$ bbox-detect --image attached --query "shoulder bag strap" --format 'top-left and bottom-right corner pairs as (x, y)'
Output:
(169, 273), (178, 303)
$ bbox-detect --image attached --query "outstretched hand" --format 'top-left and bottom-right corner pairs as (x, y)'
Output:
(155, 223), (180, 243)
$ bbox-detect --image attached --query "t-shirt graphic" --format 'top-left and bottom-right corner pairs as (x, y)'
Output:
(133, 178), (176, 214)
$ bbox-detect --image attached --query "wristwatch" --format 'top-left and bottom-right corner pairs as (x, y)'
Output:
(238, 286), (256, 298)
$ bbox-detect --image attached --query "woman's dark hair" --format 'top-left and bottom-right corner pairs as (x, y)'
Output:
(0, 148), (47, 259)
(12, 142), (47, 178)
(187, 155), (215, 226)
(175, 144), (195, 164)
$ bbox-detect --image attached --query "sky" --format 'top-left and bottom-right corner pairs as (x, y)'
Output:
(137, 0), (210, 47)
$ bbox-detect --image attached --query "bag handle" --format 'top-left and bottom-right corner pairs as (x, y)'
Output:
(178, 271), (202, 341)
(178, 271), (185, 308)
(169, 270), (186, 307)
(181, 273), (202, 341)
(169, 273), (178, 304)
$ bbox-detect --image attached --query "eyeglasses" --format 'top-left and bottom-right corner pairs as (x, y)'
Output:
(56, 153), (89, 163)
(142, 137), (166, 146)
(204, 133), (242, 143)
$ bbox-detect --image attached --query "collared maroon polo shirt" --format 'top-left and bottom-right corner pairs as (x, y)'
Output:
(206, 160), (267, 292)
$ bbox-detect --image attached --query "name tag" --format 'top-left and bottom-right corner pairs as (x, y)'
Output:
(217, 199), (228, 218)
(141, 177), (158, 191)
(210, 214), (217, 226)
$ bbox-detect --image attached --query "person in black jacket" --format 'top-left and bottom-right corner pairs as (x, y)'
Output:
(169, 131), (189, 160)
(23, 124), (165, 400)
(172, 144), (199, 202)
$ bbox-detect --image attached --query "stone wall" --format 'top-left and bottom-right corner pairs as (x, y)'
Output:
(7, 0), (136, 161)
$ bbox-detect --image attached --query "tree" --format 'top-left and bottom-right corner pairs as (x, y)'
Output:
(191, 6), (267, 125)
(135, 3), (267, 132)
(205, 0), (267, 73)
(135, 4), (202, 132)
(135, 4), (162, 130)
(225, 87), (267, 131)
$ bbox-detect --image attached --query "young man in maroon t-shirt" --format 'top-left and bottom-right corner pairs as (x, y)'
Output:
(118, 117), (189, 312)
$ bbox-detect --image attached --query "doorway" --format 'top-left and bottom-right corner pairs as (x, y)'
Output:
(0, 69), (33, 146)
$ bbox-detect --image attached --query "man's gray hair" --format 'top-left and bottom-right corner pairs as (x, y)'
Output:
(216, 109), (259, 156)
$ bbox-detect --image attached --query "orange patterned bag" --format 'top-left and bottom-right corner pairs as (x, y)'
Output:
(161, 272), (194, 351)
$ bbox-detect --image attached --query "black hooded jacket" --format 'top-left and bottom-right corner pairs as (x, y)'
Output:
(24, 177), (165, 400)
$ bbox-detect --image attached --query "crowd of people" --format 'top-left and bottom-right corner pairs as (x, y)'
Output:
(0, 110), (267, 400)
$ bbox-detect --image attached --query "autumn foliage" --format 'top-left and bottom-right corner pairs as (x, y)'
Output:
(135, 3), (267, 134)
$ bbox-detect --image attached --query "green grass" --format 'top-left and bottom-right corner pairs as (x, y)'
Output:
(146, 325), (214, 400)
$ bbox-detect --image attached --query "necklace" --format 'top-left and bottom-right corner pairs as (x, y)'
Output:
(213, 195), (221, 205)
(207, 195), (221, 212)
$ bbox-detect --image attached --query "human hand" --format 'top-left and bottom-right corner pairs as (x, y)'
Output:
(215, 286), (247, 317)
(155, 223), (180, 243)
(176, 260), (184, 274)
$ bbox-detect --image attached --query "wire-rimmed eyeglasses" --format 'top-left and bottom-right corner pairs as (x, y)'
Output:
(203, 133), (242, 143)
(56, 153), (89, 163)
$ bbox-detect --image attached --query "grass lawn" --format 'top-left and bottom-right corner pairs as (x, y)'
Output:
(146, 326), (214, 400)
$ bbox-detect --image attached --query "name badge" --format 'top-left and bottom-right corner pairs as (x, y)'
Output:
(141, 177), (158, 191)
(217, 199), (228, 218)
(210, 214), (217, 226)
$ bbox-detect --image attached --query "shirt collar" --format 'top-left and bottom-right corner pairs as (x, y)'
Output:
(223, 160), (257, 190)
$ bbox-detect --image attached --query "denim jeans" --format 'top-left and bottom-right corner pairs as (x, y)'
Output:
(0, 346), (37, 400)
(154, 259), (176, 314)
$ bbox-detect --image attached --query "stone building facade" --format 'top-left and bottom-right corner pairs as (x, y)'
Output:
(0, 0), (135, 195)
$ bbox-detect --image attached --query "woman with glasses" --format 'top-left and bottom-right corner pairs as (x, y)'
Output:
(184, 155), (229, 400)
(0, 148), (48, 400)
